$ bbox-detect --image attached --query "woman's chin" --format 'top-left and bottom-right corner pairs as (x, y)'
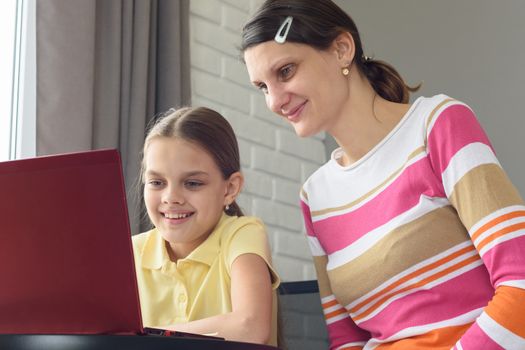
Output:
(292, 124), (318, 138)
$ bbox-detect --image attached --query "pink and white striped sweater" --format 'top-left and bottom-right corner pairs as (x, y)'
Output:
(300, 94), (525, 349)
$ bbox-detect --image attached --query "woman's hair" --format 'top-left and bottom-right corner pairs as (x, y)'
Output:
(240, 0), (419, 103)
(141, 106), (244, 217)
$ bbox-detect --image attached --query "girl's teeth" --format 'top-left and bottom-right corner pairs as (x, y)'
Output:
(165, 213), (191, 219)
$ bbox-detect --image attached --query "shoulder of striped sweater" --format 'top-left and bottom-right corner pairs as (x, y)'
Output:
(301, 159), (333, 193)
(415, 93), (459, 111)
(428, 93), (474, 111)
(424, 93), (454, 104)
(417, 93), (473, 133)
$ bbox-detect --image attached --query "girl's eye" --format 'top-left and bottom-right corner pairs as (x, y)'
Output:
(185, 180), (203, 189)
(147, 180), (164, 188)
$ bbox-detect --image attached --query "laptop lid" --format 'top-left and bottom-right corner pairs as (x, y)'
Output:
(0, 149), (143, 334)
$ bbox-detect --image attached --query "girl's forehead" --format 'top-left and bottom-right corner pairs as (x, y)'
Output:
(144, 137), (220, 171)
(147, 137), (206, 155)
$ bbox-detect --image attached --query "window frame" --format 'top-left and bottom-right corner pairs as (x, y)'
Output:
(0, 0), (36, 162)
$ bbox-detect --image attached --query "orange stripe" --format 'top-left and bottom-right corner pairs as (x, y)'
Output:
(322, 298), (339, 309)
(375, 323), (471, 349)
(471, 211), (525, 241)
(485, 286), (525, 338)
(354, 255), (480, 321)
(476, 222), (525, 252)
(349, 245), (475, 314)
(338, 347), (363, 350)
(324, 307), (347, 320)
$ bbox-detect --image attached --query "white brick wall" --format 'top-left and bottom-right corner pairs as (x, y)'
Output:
(189, 0), (327, 282)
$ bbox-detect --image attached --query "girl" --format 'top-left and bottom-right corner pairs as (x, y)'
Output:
(240, 0), (525, 349)
(133, 107), (280, 345)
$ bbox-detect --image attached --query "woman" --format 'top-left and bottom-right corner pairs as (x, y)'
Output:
(240, 0), (525, 349)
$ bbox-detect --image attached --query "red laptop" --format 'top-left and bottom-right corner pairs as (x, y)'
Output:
(0, 149), (143, 334)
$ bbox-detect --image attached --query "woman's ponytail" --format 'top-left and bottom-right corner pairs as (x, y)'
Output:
(359, 58), (420, 104)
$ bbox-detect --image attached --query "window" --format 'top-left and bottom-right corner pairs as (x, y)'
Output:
(0, 0), (35, 162)
(0, 0), (17, 161)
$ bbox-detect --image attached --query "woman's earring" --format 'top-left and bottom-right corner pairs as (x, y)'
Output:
(342, 66), (350, 76)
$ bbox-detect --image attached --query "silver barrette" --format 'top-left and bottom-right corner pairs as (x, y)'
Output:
(274, 16), (293, 44)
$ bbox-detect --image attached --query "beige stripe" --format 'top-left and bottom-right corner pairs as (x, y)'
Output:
(449, 163), (524, 230)
(300, 187), (308, 201)
(313, 255), (333, 299)
(425, 98), (455, 134)
(327, 206), (470, 306)
(311, 146), (426, 217)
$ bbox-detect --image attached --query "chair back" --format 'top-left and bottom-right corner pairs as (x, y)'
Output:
(277, 280), (329, 350)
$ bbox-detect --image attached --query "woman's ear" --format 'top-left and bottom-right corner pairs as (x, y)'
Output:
(332, 31), (356, 65)
(224, 171), (244, 206)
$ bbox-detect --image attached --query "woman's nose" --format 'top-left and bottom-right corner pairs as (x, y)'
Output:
(267, 85), (289, 116)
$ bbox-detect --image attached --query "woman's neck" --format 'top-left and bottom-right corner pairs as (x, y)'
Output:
(329, 73), (411, 166)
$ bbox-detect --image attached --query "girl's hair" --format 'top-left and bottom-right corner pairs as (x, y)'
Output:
(141, 106), (244, 217)
(240, 0), (419, 103)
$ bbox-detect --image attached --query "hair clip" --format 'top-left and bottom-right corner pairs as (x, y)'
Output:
(274, 16), (293, 44)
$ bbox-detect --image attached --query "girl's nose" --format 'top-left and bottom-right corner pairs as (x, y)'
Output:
(162, 185), (184, 204)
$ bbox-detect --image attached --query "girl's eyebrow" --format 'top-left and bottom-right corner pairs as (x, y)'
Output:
(182, 170), (209, 178)
(144, 170), (162, 177)
(144, 169), (209, 177)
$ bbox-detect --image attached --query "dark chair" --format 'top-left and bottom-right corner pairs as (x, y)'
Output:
(277, 280), (329, 350)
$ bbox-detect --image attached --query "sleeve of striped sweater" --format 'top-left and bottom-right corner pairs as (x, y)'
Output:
(426, 101), (525, 349)
(300, 198), (371, 350)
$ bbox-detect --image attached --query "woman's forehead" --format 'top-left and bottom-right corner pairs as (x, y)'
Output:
(245, 42), (308, 69)
(244, 41), (330, 78)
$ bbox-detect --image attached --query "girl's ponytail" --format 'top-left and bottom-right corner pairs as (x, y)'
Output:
(225, 201), (244, 217)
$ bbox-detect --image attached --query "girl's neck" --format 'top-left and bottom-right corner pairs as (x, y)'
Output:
(165, 234), (209, 262)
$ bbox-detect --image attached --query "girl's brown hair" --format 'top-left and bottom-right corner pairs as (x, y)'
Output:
(141, 106), (244, 217)
(240, 0), (419, 103)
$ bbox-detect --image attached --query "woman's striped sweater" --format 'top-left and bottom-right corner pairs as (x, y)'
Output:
(300, 94), (525, 349)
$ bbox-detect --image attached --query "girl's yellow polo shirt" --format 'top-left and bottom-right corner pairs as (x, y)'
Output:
(132, 214), (280, 345)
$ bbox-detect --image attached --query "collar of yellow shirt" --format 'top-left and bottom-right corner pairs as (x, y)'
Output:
(140, 213), (232, 269)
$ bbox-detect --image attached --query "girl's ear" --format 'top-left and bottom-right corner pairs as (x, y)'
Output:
(224, 171), (244, 206)
(332, 31), (356, 66)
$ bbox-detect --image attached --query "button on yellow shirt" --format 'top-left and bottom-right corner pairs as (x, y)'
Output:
(132, 214), (280, 345)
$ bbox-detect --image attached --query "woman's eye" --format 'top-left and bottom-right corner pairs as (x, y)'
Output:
(257, 83), (268, 94)
(279, 64), (295, 80)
